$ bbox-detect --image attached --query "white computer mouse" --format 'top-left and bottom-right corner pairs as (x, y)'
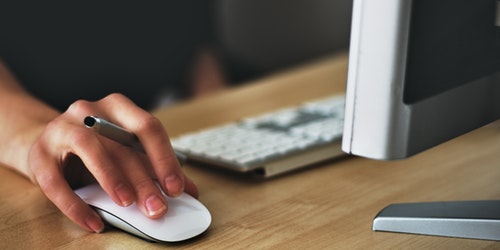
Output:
(74, 183), (211, 242)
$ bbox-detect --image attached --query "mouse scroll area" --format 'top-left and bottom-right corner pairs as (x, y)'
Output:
(75, 183), (212, 242)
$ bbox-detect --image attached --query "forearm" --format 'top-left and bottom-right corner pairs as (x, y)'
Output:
(0, 60), (59, 180)
(0, 59), (200, 234)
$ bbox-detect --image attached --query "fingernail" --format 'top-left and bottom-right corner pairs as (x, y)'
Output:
(164, 174), (183, 197)
(145, 194), (167, 217)
(86, 212), (104, 233)
(115, 183), (134, 206)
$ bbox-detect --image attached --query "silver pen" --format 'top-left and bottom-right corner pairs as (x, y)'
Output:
(84, 116), (186, 164)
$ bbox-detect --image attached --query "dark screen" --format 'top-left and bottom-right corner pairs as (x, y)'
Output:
(404, 0), (500, 104)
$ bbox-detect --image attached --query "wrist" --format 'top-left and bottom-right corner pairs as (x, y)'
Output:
(5, 122), (47, 182)
(0, 95), (59, 182)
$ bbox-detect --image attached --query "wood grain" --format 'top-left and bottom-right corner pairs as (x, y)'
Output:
(2, 53), (500, 249)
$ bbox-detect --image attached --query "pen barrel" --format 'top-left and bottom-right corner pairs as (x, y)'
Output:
(84, 116), (186, 164)
(85, 116), (145, 153)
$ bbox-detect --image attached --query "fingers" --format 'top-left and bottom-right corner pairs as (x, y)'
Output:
(47, 118), (136, 207)
(29, 93), (199, 232)
(96, 94), (186, 197)
(183, 174), (199, 198)
(112, 147), (168, 218)
(29, 133), (104, 233)
(66, 98), (173, 217)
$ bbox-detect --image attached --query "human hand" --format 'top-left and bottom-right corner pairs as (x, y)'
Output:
(28, 93), (198, 233)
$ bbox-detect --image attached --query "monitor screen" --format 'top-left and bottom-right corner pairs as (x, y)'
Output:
(404, 0), (500, 104)
(342, 0), (500, 160)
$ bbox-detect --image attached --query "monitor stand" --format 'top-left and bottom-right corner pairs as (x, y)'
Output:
(373, 200), (500, 241)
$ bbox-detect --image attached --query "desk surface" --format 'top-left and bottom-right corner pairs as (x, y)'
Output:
(2, 54), (500, 249)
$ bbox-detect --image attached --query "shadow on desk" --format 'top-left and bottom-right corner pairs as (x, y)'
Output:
(184, 154), (352, 184)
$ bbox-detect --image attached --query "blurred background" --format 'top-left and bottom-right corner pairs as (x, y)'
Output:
(0, 0), (353, 110)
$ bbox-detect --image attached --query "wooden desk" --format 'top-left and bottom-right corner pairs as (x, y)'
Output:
(2, 54), (500, 249)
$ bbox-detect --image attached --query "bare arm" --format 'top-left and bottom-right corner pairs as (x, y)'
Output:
(0, 59), (198, 233)
(0, 60), (59, 179)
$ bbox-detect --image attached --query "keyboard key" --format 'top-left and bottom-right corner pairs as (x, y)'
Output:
(171, 94), (346, 173)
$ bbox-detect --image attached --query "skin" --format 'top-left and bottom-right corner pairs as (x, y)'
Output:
(0, 60), (200, 233)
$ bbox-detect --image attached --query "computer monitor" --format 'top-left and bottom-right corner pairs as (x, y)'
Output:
(342, 0), (500, 241)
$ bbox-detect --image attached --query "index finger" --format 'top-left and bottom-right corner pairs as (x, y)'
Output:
(30, 139), (105, 233)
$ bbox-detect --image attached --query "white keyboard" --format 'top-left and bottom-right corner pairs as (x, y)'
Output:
(171, 94), (346, 177)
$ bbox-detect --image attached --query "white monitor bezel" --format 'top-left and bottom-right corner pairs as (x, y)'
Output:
(342, 0), (500, 160)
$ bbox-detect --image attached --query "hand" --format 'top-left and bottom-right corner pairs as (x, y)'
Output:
(28, 93), (198, 233)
